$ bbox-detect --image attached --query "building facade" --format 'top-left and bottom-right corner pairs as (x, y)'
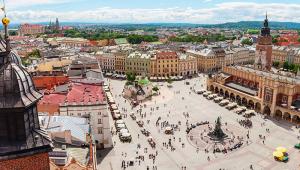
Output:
(125, 51), (151, 76)
(18, 23), (45, 36)
(151, 51), (179, 77)
(272, 46), (300, 65)
(115, 52), (126, 74)
(178, 54), (197, 76)
(207, 66), (300, 124)
(187, 47), (225, 73)
(96, 52), (115, 73)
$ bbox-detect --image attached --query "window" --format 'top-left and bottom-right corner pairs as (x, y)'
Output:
(98, 112), (101, 115)
(282, 96), (288, 104)
(97, 127), (102, 134)
(98, 119), (102, 124)
(77, 113), (81, 116)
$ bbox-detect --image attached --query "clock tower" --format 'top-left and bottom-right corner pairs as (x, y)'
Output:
(255, 13), (272, 71)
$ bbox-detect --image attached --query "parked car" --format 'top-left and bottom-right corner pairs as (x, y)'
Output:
(196, 90), (206, 94)
(112, 110), (122, 120)
(116, 123), (126, 132)
(203, 91), (212, 97)
(207, 94), (218, 100)
(235, 108), (244, 114)
(214, 97), (223, 103)
(219, 100), (229, 106)
(226, 102), (237, 110)
(115, 120), (125, 126)
(119, 132), (132, 142)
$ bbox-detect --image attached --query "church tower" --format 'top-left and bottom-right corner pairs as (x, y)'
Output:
(55, 18), (59, 30)
(0, 16), (52, 169)
(255, 13), (273, 71)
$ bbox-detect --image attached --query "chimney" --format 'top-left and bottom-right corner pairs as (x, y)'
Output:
(64, 130), (72, 144)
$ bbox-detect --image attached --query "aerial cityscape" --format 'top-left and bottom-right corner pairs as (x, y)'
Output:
(1, 0), (300, 170)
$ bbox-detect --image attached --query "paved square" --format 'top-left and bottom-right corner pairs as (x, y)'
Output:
(97, 76), (300, 170)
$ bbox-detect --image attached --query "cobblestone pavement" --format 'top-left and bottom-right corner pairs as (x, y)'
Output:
(97, 75), (300, 170)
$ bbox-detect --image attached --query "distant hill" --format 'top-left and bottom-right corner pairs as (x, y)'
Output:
(201, 21), (300, 30)
(67, 21), (300, 30)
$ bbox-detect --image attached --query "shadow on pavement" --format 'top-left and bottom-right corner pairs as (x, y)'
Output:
(96, 147), (114, 165)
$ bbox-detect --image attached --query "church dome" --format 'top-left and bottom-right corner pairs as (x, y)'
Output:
(0, 51), (42, 108)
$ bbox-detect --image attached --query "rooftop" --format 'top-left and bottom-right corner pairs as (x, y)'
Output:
(231, 66), (300, 84)
(39, 116), (89, 143)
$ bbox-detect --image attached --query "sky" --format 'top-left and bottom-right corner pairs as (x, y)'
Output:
(3, 0), (300, 24)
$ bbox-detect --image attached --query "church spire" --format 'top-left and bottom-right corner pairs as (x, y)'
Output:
(261, 12), (270, 36)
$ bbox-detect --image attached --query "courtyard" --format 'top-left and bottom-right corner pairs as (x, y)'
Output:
(97, 75), (300, 170)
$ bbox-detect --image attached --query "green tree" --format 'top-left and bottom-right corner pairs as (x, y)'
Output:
(26, 49), (41, 58)
(298, 38), (300, 42)
(272, 36), (279, 44)
(272, 61), (280, 68)
(152, 86), (159, 92)
(9, 30), (17, 36)
(246, 29), (260, 35)
(126, 72), (136, 82)
(283, 61), (290, 70)
(166, 77), (173, 84)
(127, 34), (158, 44)
(289, 63), (295, 71)
(241, 38), (253, 46)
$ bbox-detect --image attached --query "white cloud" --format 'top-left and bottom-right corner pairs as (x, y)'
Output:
(6, 2), (300, 24)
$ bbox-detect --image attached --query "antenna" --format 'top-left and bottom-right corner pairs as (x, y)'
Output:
(1, 0), (9, 51)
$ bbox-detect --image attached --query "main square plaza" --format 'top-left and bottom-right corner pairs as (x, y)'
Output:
(98, 75), (300, 170)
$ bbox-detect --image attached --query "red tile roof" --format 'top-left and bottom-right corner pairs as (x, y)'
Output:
(156, 51), (178, 59)
(39, 94), (66, 105)
(66, 83), (105, 105)
(39, 83), (105, 106)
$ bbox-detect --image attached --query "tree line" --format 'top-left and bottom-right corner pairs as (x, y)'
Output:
(63, 29), (158, 44)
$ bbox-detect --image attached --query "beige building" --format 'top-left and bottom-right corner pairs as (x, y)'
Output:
(96, 52), (115, 73)
(272, 46), (292, 64)
(47, 37), (90, 47)
(207, 65), (300, 124)
(272, 46), (300, 65)
(187, 47), (225, 73)
(178, 54), (197, 76)
(225, 47), (255, 66)
(125, 51), (151, 76)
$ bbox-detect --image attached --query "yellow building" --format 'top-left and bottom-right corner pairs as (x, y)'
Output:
(151, 51), (179, 77)
(115, 52), (126, 74)
(125, 52), (151, 76)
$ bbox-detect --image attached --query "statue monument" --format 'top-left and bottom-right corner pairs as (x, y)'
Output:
(208, 117), (228, 140)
